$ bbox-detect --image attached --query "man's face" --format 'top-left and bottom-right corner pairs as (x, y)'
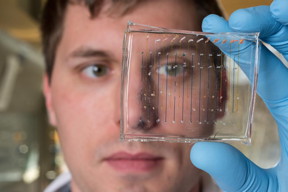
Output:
(44, 1), (206, 191)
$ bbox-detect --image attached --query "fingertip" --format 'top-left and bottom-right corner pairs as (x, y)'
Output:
(190, 142), (233, 172)
(270, 0), (288, 25)
(191, 142), (250, 191)
(190, 142), (206, 167)
(202, 14), (231, 33)
(229, 6), (269, 32)
(229, 8), (249, 31)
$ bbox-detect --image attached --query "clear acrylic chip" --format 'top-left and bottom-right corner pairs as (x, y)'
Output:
(120, 22), (260, 143)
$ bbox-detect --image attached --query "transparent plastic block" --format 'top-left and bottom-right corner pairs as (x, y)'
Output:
(120, 22), (260, 143)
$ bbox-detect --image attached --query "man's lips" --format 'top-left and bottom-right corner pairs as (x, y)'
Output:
(104, 152), (164, 172)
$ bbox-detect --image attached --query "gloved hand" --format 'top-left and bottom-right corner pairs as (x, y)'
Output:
(190, 0), (288, 191)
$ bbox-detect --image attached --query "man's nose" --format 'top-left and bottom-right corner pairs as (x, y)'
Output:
(125, 66), (159, 131)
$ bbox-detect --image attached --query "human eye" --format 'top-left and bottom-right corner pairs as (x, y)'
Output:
(81, 64), (109, 78)
(157, 63), (186, 77)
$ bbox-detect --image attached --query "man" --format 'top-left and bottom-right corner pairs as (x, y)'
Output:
(42, 0), (288, 191)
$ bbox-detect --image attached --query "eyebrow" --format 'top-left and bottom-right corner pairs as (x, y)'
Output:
(68, 46), (116, 61)
(160, 42), (196, 54)
(142, 43), (196, 64)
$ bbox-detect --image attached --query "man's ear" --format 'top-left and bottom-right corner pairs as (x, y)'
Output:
(43, 74), (57, 126)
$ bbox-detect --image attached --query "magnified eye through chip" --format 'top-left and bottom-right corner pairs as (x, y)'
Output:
(120, 21), (260, 144)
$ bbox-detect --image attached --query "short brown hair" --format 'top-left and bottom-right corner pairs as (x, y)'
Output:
(41, 0), (223, 79)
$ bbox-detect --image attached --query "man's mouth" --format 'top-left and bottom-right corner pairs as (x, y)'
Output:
(104, 151), (164, 172)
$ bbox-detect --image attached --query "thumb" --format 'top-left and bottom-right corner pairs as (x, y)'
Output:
(190, 142), (276, 191)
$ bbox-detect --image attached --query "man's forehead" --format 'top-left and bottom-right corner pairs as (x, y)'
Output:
(64, 0), (200, 28)
(59, 0), (201, 61)
(68, 0), (190, 15)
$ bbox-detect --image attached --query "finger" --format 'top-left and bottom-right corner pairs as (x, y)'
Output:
(266, 98), (288, 163)
(202, 11), (288, 101)
(202, 14), (232, 33)
(270, 0), (288, 25)
(225, 6), (288, 187)
(191, 142), (277, 192)
(228, 6), (288, 60)
(228, 6), (281, 37)
(202, 14), (257, 79)
(256, 46), (288, 101)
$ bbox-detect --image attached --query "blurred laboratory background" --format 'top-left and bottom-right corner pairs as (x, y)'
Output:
(0, 0), (278, 191)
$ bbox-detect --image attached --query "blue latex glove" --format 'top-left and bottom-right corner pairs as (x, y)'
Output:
(190, 1), (288, 191)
